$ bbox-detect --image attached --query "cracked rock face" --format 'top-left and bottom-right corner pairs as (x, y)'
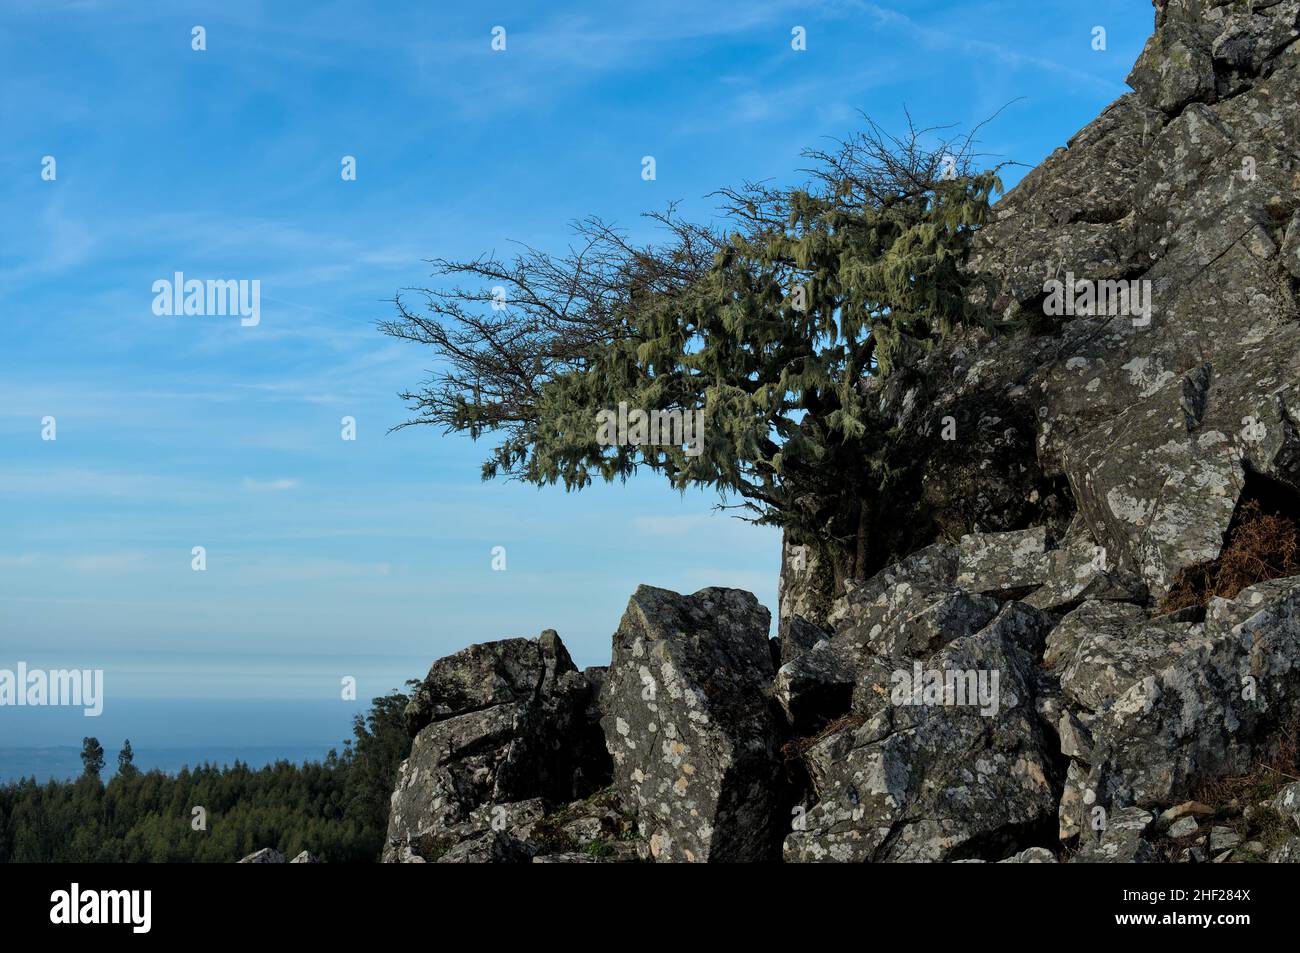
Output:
(383, 631), (611, 863)
(600, 585), (783, 862)
(953, 0), (1300, 603)
(1070, 580), (1300, 815)
(783, 613), (1059, 862)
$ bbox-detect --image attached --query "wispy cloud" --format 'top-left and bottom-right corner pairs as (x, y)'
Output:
(242, 477), (301, 492)
(66, 552), (148, 572)
(844, 1), (1130, 97)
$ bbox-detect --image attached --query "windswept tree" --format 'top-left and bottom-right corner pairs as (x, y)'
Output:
(382, 116), (1006, 585)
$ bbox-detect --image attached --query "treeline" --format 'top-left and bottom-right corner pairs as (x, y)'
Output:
(0, 689), (412, 863)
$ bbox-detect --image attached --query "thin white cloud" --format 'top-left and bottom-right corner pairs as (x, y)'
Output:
(242, 477), (300, 492)
(65, 552), (147, 572)
(0, 468), (209, 501)
(846, 1), (1129, 97)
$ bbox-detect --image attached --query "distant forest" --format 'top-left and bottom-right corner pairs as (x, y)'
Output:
(0, 689), (412, 863)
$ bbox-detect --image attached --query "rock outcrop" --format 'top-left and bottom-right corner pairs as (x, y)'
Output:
(601, 586), (784, 862)
(381, 0), (1300, 862)
(383, 631), (611, 862)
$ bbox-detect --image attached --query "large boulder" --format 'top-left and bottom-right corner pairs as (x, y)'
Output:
(383, 630), (611, 863)
(956, 527), (1051, 598)
(403, 635), (560, 735)
(600, 586), (784, 862)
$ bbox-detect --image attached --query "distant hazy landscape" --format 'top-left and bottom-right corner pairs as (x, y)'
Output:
(0, 698), (369, 783)
(0, 744), (342, 784)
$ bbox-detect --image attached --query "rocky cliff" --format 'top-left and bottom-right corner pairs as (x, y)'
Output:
(381, 0), (1300, 863)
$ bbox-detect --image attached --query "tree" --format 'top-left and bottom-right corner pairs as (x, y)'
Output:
(382, 115), (1007, 583)
(117, 739), (138, 778)
(80, 737), (105, 781)
(1, 687), (413, 863)
(343, 685), (416, 835)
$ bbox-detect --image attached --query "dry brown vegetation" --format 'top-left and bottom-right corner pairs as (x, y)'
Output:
(1197, 720), (1300, 808)
(1176, 720), (1300, 860)
(1162, 500), (1300, 613)
(780, 713), (865, 763)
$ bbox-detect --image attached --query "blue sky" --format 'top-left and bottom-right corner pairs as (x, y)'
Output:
(0, 1), (1151, 746)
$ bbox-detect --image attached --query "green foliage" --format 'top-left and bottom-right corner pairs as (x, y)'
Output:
(117, 739), (138, 779)
(79, 737), (104, 781)
(383, 116), (1007, 581)
(0, 689), (413, 863)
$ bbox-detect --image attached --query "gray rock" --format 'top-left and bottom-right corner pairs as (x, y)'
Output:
(1075, 807), (1156, 863)
(1271, 836), (1300, 862)
(1209, 825), (1241, 852)
(238, 847), (284, 864)
(778, 614), (830, 667)
(1281, 209), (1300, 279)
(403, 633), (563, 736)
(1210, 11), (1298, 79)
(1272, 782), (1300, 829)
(1058, 760), (1090, 842)
(288, 850), (320, 864)
(999, 846), (1058, 863)
(774, 638), (856, 734)
(1074, 585), (1300, 816)
(1025, 528), (1140, 611)
(601, 585), (783, 862)
(871, 590), (1001, 658)
(383, 630), (610, 863)
(784, 614), (1058, 862)
(1127, 18), (1216, 115)
(1058, 709), (1095, 762)
(956, 527), (1051, 598)
(1167, 815), (1200, 838)
(434, 830), (534, 864)
(826, 543), (958, 633)
(1207, 577), (1300, 632)
(1043, 600), (1143, 682)
(530, 843), (640, 863)
(1052, 603), (1190, 712)
(779, 537), (835, 632)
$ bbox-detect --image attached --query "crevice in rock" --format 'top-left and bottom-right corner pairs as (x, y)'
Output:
(1065, 206), (1130, 226)
(944, 814), (1064, 863)
(1161, 469), (1300, 612)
